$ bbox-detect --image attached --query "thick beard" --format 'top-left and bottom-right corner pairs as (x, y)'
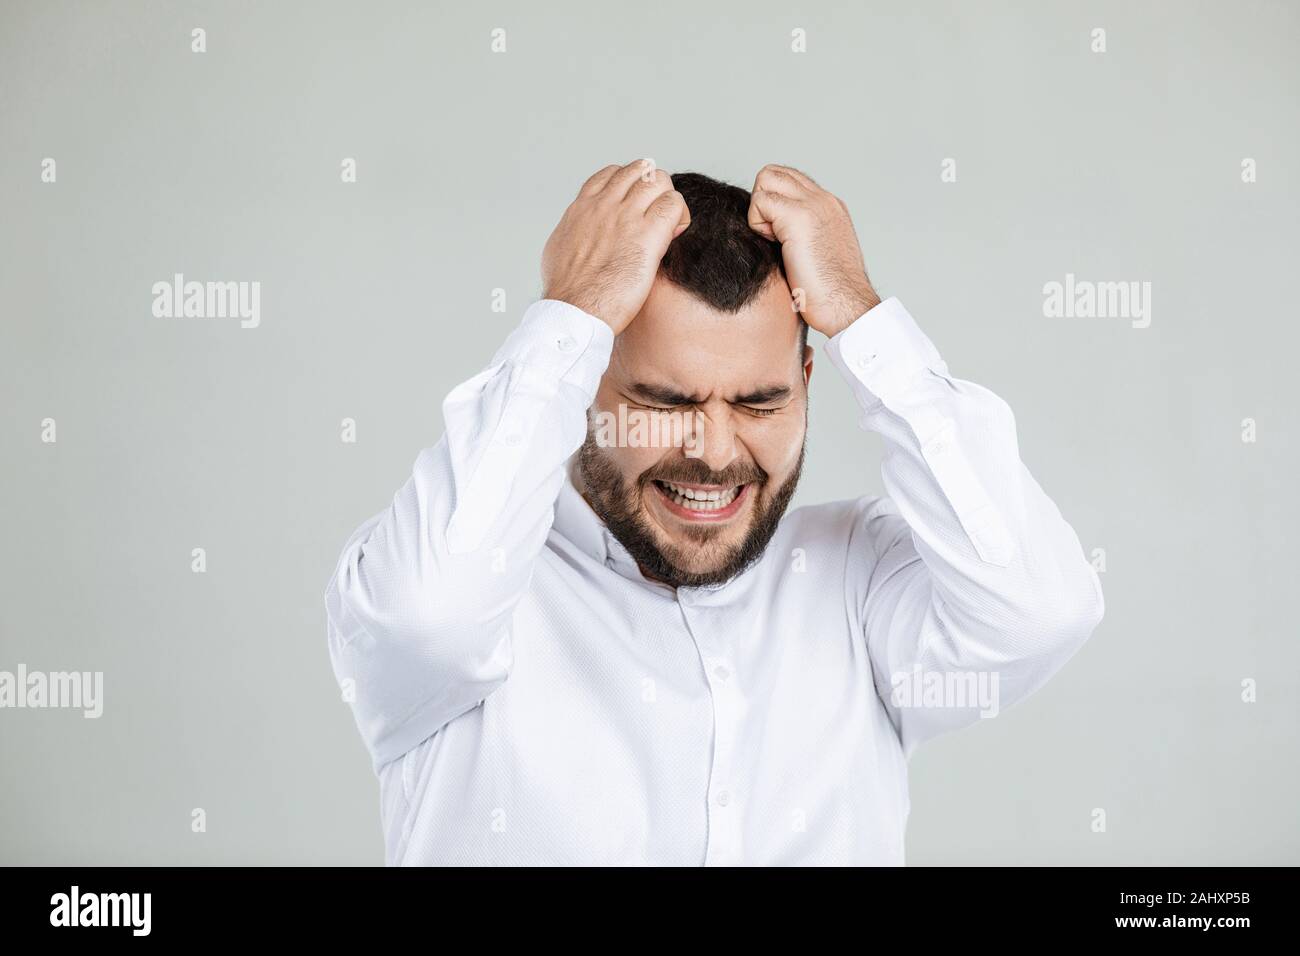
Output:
(576, 434), (806, 589)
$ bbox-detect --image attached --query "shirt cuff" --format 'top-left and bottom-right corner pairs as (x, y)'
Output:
(823, 297), (946, 409)
(490, 299), (615, 404)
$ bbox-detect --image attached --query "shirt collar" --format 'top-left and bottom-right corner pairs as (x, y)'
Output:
(553, 461), (608, 562)
(553, 461), (665, 588)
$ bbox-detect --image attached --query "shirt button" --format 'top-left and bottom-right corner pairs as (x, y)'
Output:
(556, 335), (577, 352)
(716, 790), (731, 807)
(856, 353), (875, 370)
(712, 664), (730, 682)
(502, 432), (523, 447)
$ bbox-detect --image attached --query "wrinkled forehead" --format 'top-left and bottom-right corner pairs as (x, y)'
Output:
(609, 275), (802, 395)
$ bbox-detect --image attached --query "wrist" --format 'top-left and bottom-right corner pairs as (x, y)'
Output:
(820, 285), (880, 338)
(544, 289), (618, 332)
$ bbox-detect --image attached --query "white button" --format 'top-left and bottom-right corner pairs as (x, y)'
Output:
(556, 335), (577, 352)
(712, 664), (730, 682)
(716, 790), (731, 807)
(856, 353), (875, 370)
(930, 440), (947, 456)
(503, 432), (523, 447)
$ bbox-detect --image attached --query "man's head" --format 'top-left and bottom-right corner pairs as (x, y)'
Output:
(578, 172), (812, 588)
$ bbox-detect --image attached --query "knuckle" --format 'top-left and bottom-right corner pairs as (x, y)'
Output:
(582, 165), (618, 188)
(647, 197), (675, 220)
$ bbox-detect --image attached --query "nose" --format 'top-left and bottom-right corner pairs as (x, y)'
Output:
(688, 405), (740, 474)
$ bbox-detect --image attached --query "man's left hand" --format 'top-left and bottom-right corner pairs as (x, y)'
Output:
(747, 164), (880, 338)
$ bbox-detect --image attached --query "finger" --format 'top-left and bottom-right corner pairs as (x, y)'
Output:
(749, 168), (800, 239)
(754, 165), (811, 200)
(645, 190), (689, 245)
(747, 201), (776, 240)
(627, 168), (673, 212)
(603, 158), (661, 199)
(747, 186), (800, 241)
(747, 186), (789, 239)
(750, 166), (802, 204)
(759, 163), (818, 191)
(579, 164), (621, 197)
(747, 187), (776, 239)
(671, 192), (691, 237)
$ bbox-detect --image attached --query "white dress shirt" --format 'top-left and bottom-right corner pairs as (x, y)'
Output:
(325, 296), (1104, 866)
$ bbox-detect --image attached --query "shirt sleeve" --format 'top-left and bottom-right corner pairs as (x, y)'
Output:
(325, 300), (614, 770)
(825, 297), (1105, 757)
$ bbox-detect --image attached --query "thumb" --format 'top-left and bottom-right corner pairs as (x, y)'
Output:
(747, 187), (780, 240)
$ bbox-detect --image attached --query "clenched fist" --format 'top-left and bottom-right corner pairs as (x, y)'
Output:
(747, 164), (880, 338)
(542, 160), (691, 334)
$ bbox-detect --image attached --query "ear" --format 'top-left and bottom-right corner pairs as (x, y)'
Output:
(802, 345), (814, 387)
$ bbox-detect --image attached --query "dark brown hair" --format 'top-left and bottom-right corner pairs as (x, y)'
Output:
(660, 172), (806, 348)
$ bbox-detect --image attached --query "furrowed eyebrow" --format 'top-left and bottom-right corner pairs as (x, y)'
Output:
(732, 385), (792, 405)
(628, 383), (701, 406)
(628, 383), (792, 406)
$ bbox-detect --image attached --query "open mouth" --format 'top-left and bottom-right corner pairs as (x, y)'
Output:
(650, 479), (750, 521)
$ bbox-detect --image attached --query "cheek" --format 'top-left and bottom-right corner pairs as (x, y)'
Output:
(741, 418), (805, 480)
(596, 442), (662, 488)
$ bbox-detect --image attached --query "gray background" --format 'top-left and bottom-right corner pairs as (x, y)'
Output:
(2, 0), (1296, 865)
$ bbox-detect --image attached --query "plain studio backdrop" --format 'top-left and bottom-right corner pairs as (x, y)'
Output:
(1, 0), (1297, 865)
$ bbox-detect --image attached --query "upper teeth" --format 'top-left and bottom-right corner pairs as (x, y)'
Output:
(660, 481), (740, 510)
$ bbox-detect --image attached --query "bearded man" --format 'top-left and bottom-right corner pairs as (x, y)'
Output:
(325, 161), (1104, 866)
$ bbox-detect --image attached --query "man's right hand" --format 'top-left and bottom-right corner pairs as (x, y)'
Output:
(542, 160), (690, 335)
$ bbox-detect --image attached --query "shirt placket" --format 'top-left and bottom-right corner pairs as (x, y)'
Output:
(677, 592), (744, 866)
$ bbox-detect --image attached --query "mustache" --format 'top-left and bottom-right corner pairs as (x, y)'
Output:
(641, 459), (766, 488)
